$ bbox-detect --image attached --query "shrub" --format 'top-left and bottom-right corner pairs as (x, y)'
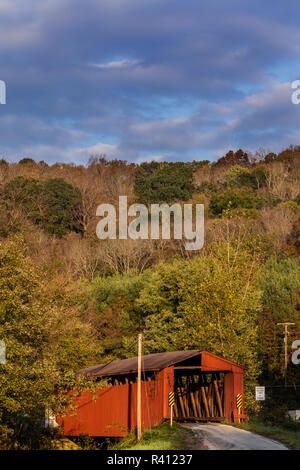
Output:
(2, 176), (82, 237)
(214, 149), (249, 167)
(224, 165), (267, 190)
(134, 162), (194, 203)
(197, 181), (218, 194)
(210, 190), (259, 216)
(42, 178), (82, 236)
(278, 200), (299, 212)
(18, 158), (36, 165)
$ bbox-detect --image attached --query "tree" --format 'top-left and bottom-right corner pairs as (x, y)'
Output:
(100, 239), (155, 274)
(214, 149), (249, 168)
(224, 165), (267, 190)
(264, 152), (277, 164)
(91, 235), (263, 398)
(210, 189), (260, 216)
(0, 238), (102, 448)
(285, 216), (300, 256)
(3, 176), (44, 222)
(260, 206), (297, 255)
(18, 158), (37, 165)
(42, 178), (82, 236)
(91, 270), (152, 359)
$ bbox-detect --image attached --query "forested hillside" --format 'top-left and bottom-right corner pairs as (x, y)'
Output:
(0, 146), (299, 447)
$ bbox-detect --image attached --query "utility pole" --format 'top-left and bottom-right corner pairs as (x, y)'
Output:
(137, 333), (142, 441)
(277, 322), (295, 387)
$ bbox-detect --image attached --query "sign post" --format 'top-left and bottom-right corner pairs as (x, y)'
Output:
(236, 394), (242, 423)
(168, 392), (175, 427)
(255, 386), (265, 401)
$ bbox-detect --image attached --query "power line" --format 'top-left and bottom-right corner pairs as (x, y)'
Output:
(277, 322), (296, 387)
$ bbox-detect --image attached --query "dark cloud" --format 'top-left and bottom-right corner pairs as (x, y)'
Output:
(0, 0), (300, 163)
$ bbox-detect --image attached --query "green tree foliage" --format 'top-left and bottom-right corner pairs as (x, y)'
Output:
(134, 162), (194, 203)
(91, 235), (263, 405)
(197, 181), (218, 194)
(285, 217), (300, 256)
(264, 152), (277, 163)
(91, 271), (152, 359)
(224, 165), (267, 190)
(0, 238), (102, 448)
(91, 260), (191, 358)
(276, 146), (300, 165)
(3, 176), (44, 223)
(179, 244), (262, 411)
(0, 146), (298, 438)
(2, 176), (82, 237)
(210, 189), (261, 216)
(42, 178), (82, 236)
(18, 158), (36, 165)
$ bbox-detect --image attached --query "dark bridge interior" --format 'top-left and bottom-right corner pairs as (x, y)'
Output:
(173, 371), (225, 421)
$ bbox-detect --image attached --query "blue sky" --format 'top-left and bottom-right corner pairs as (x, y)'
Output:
(1, 0), (300, 164)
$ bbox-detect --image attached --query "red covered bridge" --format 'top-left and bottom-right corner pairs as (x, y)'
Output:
(59, 350), (247, 437)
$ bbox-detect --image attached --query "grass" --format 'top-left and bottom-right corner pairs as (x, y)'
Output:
(110, 422), (196, 450)
(229, 420), (300, 450)
(63, 419), (300, 451)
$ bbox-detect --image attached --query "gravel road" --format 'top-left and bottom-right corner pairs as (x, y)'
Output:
(182, 423), (289, 450)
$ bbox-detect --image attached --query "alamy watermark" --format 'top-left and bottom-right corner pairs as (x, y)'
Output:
(0, 340), (6, 364)
(291, 80), (300, 104)
(0, 80), (6, 104)
(96, 196), (204, 250)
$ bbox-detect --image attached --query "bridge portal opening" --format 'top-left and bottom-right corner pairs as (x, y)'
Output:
(173, 371), (225, 421)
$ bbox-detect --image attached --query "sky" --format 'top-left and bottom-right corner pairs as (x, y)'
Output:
(1, 0), (300, 164)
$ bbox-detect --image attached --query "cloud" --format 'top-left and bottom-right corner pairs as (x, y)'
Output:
(1, 0), (300, 163)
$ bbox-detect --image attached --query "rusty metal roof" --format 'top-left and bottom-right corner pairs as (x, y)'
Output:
(77, 350), (203, 378)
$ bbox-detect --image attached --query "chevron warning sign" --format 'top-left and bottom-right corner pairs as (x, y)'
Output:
(236, 394), (242, 409)
(168, 391), (175, 407)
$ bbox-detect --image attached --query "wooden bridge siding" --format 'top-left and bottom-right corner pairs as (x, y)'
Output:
(58, 367), (174, 437)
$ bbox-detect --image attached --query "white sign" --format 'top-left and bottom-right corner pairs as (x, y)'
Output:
(255, 386), (265, 401)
